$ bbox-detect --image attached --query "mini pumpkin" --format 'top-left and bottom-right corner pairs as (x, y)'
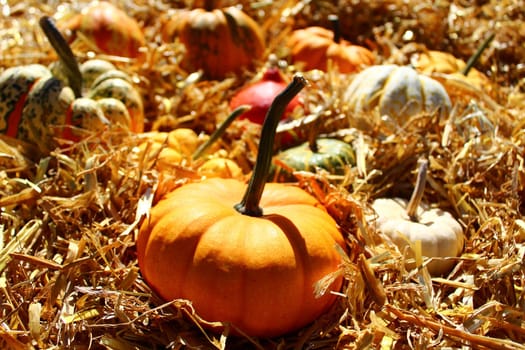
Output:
(57, 1), (145, 58)
(138, 106), (249, 175)
(197, 157), (243, 179)
(137, 130), (243, 178)
(398, 44), (490, 91)
(344, 64), (452, 123)
(137, 75), (345, 337)
(287, 15), (375, 73)
(137, 128), (200, 171)
(160, 0), (265, 79)
(370, 159), (464, 276)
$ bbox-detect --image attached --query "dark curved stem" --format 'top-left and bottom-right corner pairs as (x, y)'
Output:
(462, 33), (495, 76)
(406, 157), (428, 222)
(235, 75), (308, 217)
(328, 14), (341, 44)
(192, 105), (251, 161)
(39, 16), (82, 98)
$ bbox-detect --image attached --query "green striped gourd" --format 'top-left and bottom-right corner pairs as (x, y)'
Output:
(1, 15), (145, 152)
(272, 138), (355, 182)
(0, 59), (143, 151)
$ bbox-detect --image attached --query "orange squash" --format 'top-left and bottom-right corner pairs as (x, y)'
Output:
(287, 16), (375, 73)
(57, 1), (145, 58)
(137, 75), (345, 337)
(137, 128), (200, 171)
(400, 44), (491, 90)
(161, 0), (265, 79)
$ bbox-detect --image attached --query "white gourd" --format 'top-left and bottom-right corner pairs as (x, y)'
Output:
(369, 158), (464, 276)
(371, 198), (464, 276)
(344, 65), (452, 122)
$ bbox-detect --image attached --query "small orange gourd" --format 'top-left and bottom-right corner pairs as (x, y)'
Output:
(400, 44), (491, 91)
(137, 76), (345, 337)
(57, 1), (145, 58)
(137, 106), (249, 176)
(287, 15), (375, 73)
(161, 0), (265, 79)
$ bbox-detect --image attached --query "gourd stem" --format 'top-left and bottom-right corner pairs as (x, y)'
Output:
(191, 105), (251, 161)
(461, 32), (495, 76)
(328, 14), (341, 44)
(39, 16), (82, 98)
(235, 75), (308, 217)
(406, 157), (428, 222)
(307, 115), (321, 153)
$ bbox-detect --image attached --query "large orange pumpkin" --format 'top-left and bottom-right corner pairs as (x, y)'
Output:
(161, 0), (265, 79)
(287, 16), (375, 73)
(137, 76), (346, 337)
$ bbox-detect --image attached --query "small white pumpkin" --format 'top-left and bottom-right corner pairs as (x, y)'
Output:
(344, 65), (452, 123)
(370, 159), (464, 276)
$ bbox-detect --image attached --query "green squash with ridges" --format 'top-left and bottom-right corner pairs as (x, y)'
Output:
(271, 138), (355, 182)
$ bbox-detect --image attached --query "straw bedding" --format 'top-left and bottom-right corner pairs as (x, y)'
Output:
(1, 0), (524, 348)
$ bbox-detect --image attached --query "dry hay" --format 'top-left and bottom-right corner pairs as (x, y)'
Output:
(1, 0), (525, 349)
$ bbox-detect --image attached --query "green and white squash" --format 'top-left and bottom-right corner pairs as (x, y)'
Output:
(0, 16), (143, 151)
(271, 138), (355, 182)
(344, 64), (452, 123)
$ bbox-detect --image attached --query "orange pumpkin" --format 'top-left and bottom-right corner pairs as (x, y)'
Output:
(287, 16), (375, 73)
(137, 128), (200, 171)
(57, 1), (145, 59)
(137, 75), (345, 337)
(401, 44), (490, 90)
(160, 0), (265, 79)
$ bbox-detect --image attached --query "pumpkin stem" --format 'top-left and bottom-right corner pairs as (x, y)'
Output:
(328, 14), (341, 44)
(39, 16), (82, 98)
(235, 74), (308, 217)
(193, 0), (216, 11)
(461, 32), (495, 76)
(192, 105), (251, 160)
(406, 157), (428, 222)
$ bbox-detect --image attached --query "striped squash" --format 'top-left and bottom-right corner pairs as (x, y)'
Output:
(344, 64), (452, 123)
(272, 138), (355, 181)
(0, 59), (143, 151)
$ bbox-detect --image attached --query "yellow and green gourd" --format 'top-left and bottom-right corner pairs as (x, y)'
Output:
(0, 16), (143, 152)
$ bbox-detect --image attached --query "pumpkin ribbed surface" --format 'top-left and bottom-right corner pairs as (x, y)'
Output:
(166, 6), (265, 79)
(288, 26), (375, 73)
(137, 177), (345, 337)
(58, 1), (145, 58)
